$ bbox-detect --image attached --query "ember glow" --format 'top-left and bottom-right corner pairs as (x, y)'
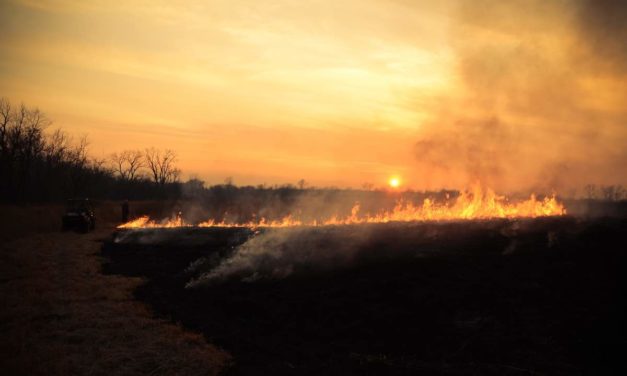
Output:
(117, 186), (565, 229)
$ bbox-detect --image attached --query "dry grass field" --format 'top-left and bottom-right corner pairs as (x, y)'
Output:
(3, 202), (626, 375)
(0, 223), (231, 375)
(0, 201), (183, 243)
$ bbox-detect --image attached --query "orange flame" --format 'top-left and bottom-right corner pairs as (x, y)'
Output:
(117, 212), (185, 229)
(117, 186), (566, 229)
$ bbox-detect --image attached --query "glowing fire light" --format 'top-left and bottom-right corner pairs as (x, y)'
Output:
(117, 185), (566, 230)
(388, 177), (401, 188)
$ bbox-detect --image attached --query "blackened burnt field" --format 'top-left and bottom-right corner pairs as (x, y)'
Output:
(102, 217), (627, 376)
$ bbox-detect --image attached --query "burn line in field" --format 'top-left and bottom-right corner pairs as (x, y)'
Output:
(117, 186), (566, 230)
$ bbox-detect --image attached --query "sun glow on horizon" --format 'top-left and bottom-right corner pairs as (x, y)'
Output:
(388, 177), (401, 189)
(0, 1), (625, 190)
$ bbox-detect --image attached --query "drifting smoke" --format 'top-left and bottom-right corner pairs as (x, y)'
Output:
(184, 216), (568, 288)
(576, 0), (627, 72)
(172, 188), (460, 227)
(185, 222), (453, 287)
(186, 226), (373, 287)
(413, 0), (627, 193)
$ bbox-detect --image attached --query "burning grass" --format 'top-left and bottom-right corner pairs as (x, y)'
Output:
(118, 185), (566, 229)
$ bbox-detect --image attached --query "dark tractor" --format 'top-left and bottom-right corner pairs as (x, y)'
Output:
(62, 198), (96, 233)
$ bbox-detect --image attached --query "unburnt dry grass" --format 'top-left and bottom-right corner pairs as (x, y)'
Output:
(0, 227), (231, 376)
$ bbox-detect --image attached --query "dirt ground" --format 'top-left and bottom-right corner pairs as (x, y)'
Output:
(0, 226), (231, 376)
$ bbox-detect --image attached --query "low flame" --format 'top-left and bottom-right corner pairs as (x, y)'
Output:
(117, 185), (566, 229)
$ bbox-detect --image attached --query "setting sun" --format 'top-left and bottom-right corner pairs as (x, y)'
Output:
(388, 177), (401, 189)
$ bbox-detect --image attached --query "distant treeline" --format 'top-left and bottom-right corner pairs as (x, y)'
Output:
(174, 181), (460, 223)
(0, 98), (180, 203)
(0, 97), (460, 207)
(2, 97), (625, 209)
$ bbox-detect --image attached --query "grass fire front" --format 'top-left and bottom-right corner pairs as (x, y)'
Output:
(102, 217), (627, 375)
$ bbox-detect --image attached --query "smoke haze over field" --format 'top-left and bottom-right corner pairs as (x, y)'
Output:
(412, 0), (627, 192)
(184, 216), (569, 287)
(186, 226), (372, 286)
(0, 0), (625, 191)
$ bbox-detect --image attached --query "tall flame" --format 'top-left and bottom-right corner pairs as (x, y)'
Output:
(117, 186), (566, 229)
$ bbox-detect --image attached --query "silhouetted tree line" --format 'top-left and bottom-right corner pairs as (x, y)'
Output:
(176, 177), (461, 223)
(583, 184), (626, 201)
(0, 98), (180, 203)
(4, 97), (624, 210)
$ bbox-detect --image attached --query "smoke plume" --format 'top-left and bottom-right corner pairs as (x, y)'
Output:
(412, 0), (627, 193)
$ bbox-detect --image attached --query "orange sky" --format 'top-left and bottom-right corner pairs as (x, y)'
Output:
(1, 0), (626, 192)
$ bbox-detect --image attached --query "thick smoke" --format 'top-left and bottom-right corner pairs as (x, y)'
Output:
(412, 0), (627, 193)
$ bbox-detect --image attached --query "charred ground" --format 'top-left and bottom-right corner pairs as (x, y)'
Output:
(102, 215), (627, 375)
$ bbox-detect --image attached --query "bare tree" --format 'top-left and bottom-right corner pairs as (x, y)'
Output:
(601, 185), (615, 201)
(583, 184), (597, 199)
(617, 185), (626, 201)
(601, 185), (625, 201)
(90, 156), (108, 170)
(145, 148), (180, 185)
(0, 98), (11, 156)
(45, 129), (69, 164)
(0, 97), (190, 202)
(7, 103), (49, 160)
(0, 99), (12, 189)
(111, 152), (125, 179)
(297, 179), (306, 190)
(1, 100), (51, 199)
(111, 149), (145, 181)
(64, 135), (90, 195)
(183, 177), (205, 198)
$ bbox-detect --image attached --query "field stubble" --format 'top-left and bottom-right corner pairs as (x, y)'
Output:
(0, 227), (230, 376)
